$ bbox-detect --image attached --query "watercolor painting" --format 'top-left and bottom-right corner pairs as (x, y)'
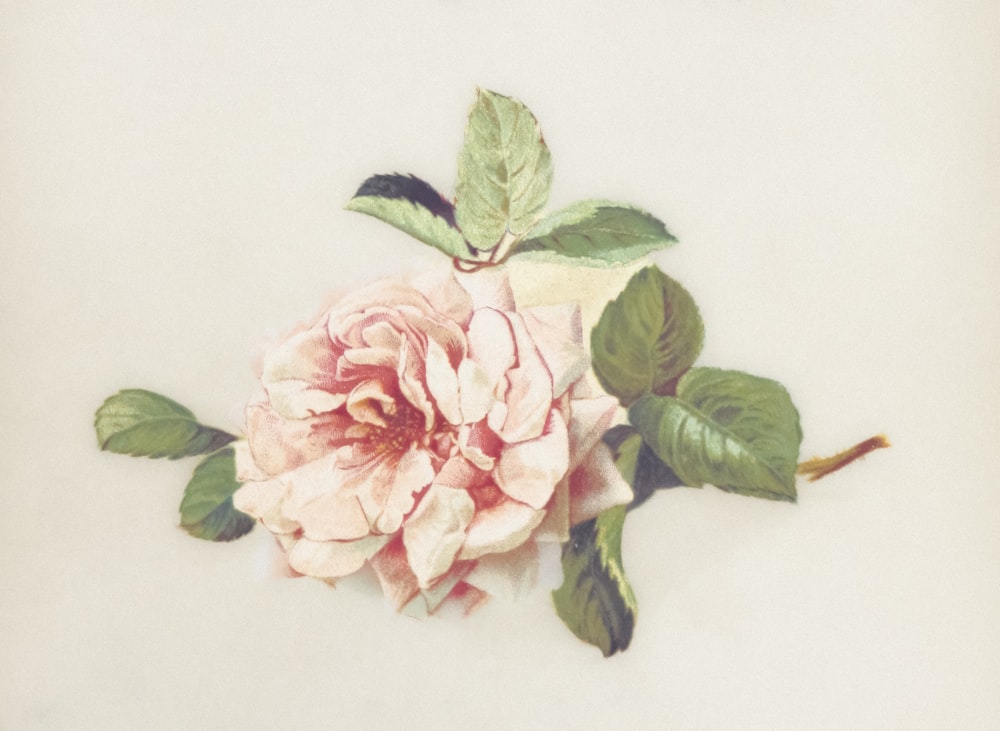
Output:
(93, 88), (887, 657)
(4, 4), (998, 729)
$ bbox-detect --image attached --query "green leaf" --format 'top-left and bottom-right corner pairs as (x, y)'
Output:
(591, 266), (704, 407)
(345, 173), (471, 260)
(552, 506), (636, 657)
(179, 447), (254, 542)
(603, 425), (686, 510)
(629, 368), (802, 502)
(514, 200), (676, 265)
(455, 88), (553, 251)
(95, 389), (236, 460)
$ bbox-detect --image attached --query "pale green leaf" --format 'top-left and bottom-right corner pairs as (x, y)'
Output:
(179, 447), (254, 542)
(514, 200), (676, 265)
(455, 89), (553, 251)
(552, 506), (636, 657)
(591, 266), (704, 407)
(629, 368), (802, 502)
(95, 389), (236, 460)
(345, 173), (470, 259)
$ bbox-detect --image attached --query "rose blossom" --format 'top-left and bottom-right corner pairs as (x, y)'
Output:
(233, 268), (632, 616)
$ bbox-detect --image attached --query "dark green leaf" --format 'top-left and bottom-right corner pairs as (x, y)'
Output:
(455, 89), (553, 251)
(629, 368), (802, 502)
(515, 200), (676, 265)
(603, 425), (686, 510)
(552, 506), (636, 657)
(95, 389), (236, 460)
(346, 174), (470, 259)
(179, 447), (254, 542)
(591, 266), (704, 407)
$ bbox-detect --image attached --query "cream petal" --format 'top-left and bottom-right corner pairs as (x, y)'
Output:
(520, 303), (588, 398)
(568, 441), (634, 525)
(287, 534), (390, 579)
(458, 500), (545, 561)
(494, 410), (569, 510)
(457, 358), (494, 424)
(403, 485), (476, 588)
(345, 379), (395, 428)
(464, 539), (539, 600)
(424, 338), (462, 426)
(453, 267), (515, 311)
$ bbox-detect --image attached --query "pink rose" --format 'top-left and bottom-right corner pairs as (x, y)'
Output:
(233, 269), (632, 616)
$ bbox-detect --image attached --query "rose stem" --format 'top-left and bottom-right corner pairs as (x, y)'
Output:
(796, 435), (891, 482)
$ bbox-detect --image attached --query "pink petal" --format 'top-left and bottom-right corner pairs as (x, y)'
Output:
(458, 500), (545, 560)
(566, 395), (621, 472)
(466, 308), (516, 389)
(424, 338), (462, 425)
(287, 534), (390, 579)
(370, 535), (420, 611)
(421, 272), (474, 327)
(245, 404), (347, 476)
(280, 456), (371, 541)
(520, 303), (588, 398)
(464, 539), (539, 600)
(403, 485), (476, 588)
(494, 409), (569, 510)
(568, 441), (634, 525)
(232, 477), (299, 535)
(453, 267), (515, 311)
(350, 445), (436, 534)
(458, 422), (501, 472)
(492, 313), (553, 443)
(533, 478), (570, 544)
(261, 327), (345, 419)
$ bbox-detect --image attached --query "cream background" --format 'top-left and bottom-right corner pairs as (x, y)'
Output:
(3, 2), (999, 729)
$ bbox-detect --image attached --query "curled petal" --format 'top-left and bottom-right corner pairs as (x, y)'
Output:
(425, 338), (462, 425)
(262, 328), (346, 419)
